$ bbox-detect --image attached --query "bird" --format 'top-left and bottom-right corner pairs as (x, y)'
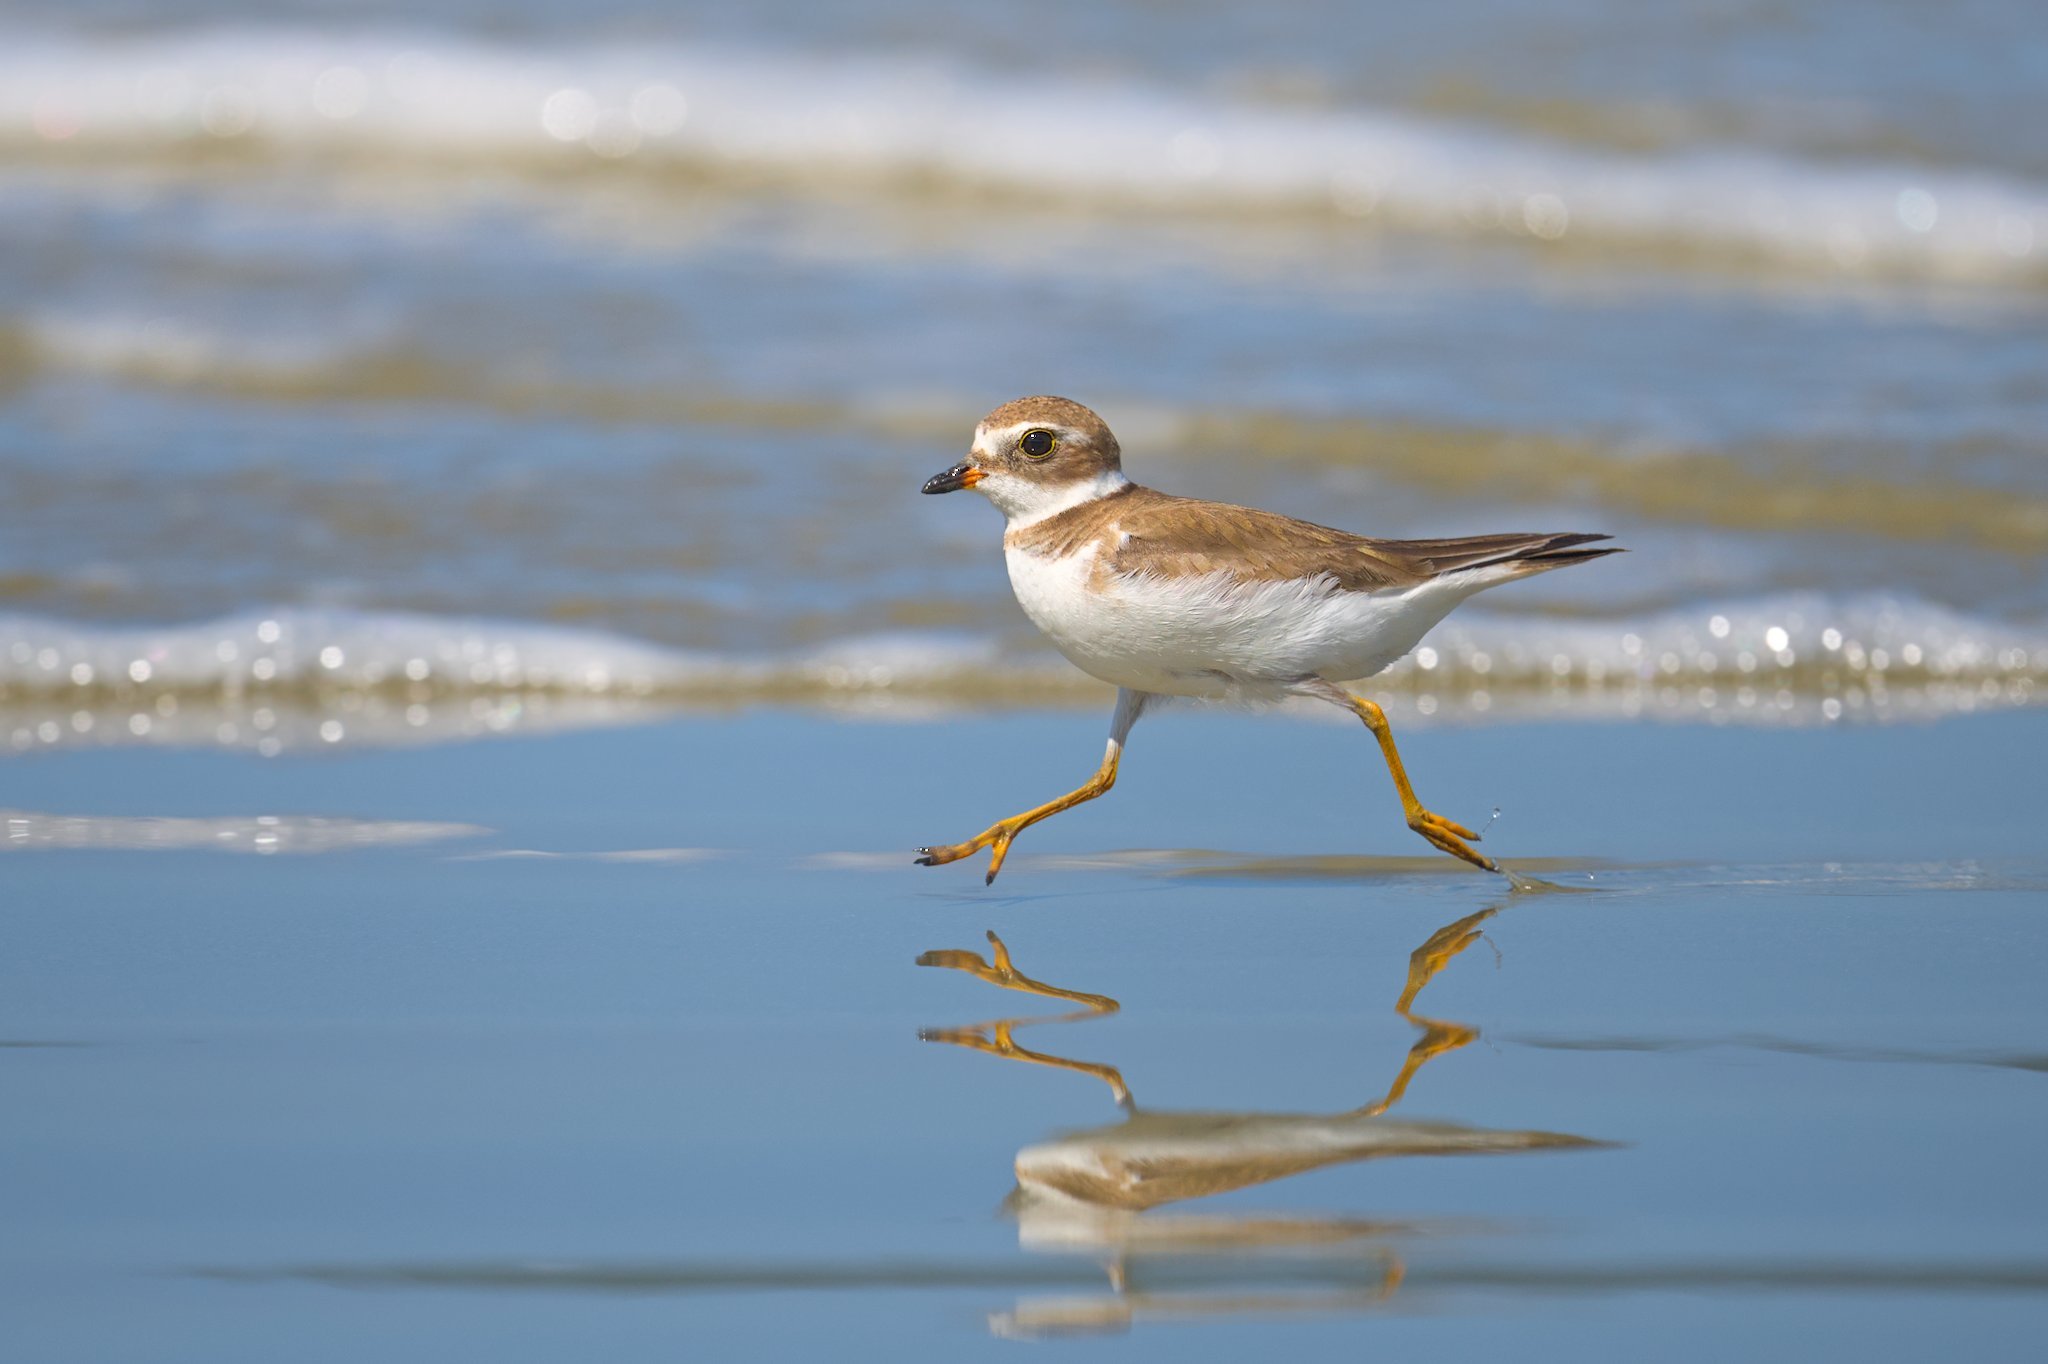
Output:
(915, 395), (1621, 884)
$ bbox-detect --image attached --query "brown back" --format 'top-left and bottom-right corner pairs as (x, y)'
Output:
(1009, 485), (1616, 592)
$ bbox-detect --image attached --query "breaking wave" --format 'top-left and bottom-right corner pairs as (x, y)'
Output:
(2, 28), (2043, 281)
(0, 597), (2039, 752)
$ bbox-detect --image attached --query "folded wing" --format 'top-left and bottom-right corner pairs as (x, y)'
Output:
(1105, 490), (1619, 592)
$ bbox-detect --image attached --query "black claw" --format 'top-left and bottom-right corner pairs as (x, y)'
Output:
(984, 870), (998, 887)
(914, 851), (936, 866)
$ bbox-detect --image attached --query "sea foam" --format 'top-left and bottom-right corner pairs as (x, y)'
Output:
(1, 29), (2043, 280)
(0, 597), (2038, 751)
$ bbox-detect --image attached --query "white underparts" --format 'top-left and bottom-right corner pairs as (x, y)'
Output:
(1005, 549), (1512, 701)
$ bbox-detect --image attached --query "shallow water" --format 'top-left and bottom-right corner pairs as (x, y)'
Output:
(6, 712), (2048, 1359)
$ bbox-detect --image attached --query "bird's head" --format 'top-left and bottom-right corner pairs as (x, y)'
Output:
(922, 395), (1128, 525)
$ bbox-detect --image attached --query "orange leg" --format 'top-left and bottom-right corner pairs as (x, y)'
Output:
(915, 741), (1120, 885)
(916, 689), (1148, 886)
(1302, 679), (1499, 873)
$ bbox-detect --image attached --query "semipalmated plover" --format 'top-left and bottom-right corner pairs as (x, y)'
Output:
(918, 396), (1621, 883)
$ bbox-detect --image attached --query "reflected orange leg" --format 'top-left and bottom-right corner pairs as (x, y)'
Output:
(916, 931), (1121, 1014)
(1340, 690), (1499, 874)
(1357, 905), (1501, 1116)
(918, 1019), (1132, 1106)
(916, 931), (1129, 1103)
(916, 742), (1120, 886)
(1361, 1016), (1482, 1117)
(1394, 907), (1501, 1016)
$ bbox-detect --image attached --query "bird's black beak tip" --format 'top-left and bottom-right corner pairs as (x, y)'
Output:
(921, 462), (982, 495)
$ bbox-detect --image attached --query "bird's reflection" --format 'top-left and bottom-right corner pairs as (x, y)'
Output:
(917, 904), (1602, 1336)
(1363, 905), (1498, 1116)
(914, 932), (1130, 1105)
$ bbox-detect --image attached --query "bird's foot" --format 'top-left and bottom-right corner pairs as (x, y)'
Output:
(1406, 808), (1501, 874)
(915, 826), (1018, 885)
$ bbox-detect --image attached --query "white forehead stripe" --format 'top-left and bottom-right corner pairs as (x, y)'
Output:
(974, 419), (1069, 453)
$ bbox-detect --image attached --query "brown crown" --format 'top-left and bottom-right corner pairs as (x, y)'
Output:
(975, 395), (1123, 481)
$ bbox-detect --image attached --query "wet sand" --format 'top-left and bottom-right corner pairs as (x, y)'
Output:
(4, 708), (2045, 1359)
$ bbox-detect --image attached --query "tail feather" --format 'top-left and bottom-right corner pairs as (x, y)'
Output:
(1517, 545), (1625, 567)
(1371, 531), (1623, 580)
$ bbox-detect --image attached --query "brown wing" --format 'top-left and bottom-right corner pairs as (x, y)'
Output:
(1013, 486), (1619, 591)
(1103, 489), (1428, 592)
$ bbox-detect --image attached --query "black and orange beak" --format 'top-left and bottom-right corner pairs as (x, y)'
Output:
(921, 461), (984, 495)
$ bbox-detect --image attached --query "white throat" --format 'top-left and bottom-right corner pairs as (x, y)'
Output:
(978, 468), (1130, 528)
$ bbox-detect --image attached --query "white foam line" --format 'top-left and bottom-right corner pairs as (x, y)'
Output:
(0, 808), (488, 853)
(0, 606), (1010, 696)
(1, 29), (2043, 277)
(0, 593), (2040, 751)
(452, 847), (725, 863)
(5, 595), (2036, 698)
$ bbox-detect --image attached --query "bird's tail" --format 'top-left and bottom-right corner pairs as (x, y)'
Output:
(1383, 531), (1623, 582)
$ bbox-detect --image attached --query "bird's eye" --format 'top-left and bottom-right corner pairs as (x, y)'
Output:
(1019, 429), (1058, 460)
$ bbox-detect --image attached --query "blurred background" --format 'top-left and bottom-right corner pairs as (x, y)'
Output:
(2, 0), (2045, 753)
